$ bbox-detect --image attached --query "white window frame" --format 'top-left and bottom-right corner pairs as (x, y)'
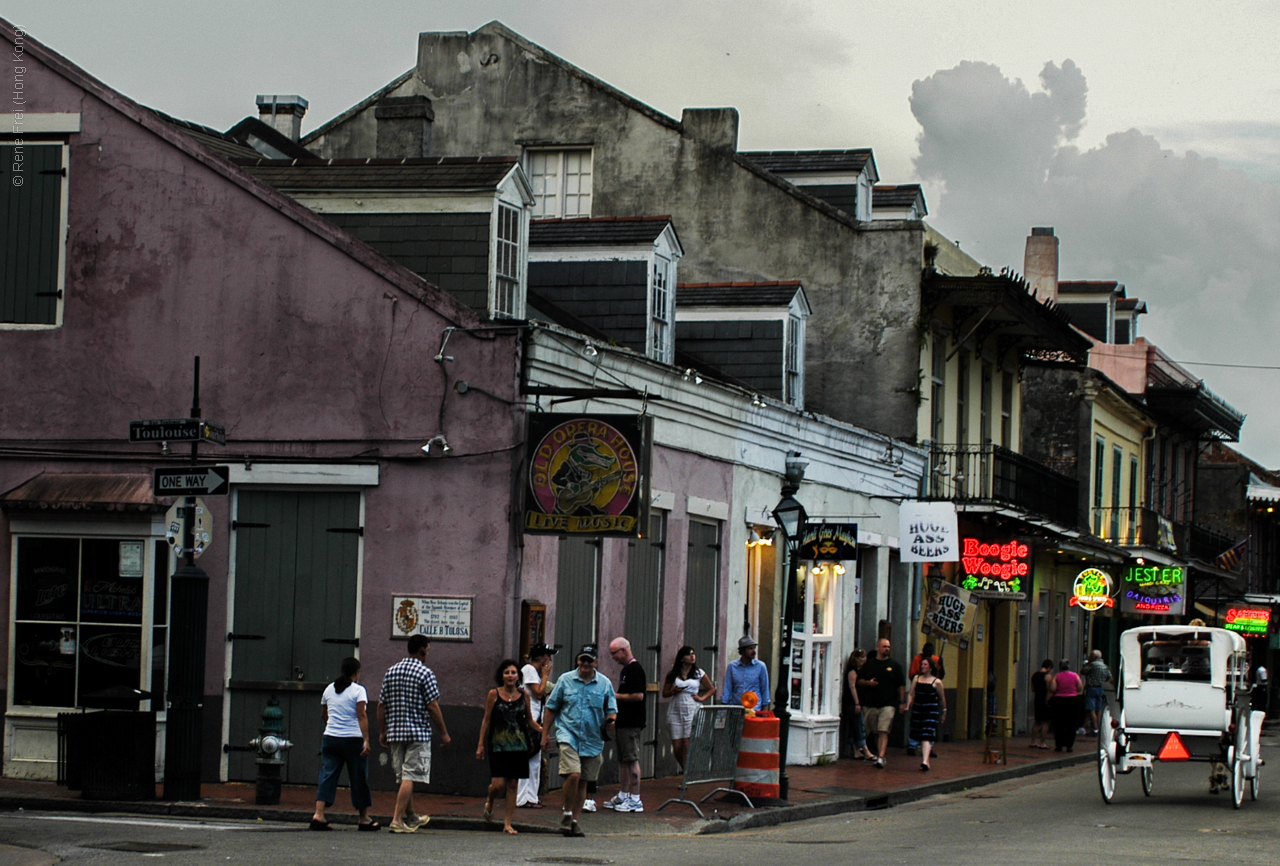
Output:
(785, 314), (804, 406)
(524, 148), (593, 219)
(649, 255), (673, 363)
(490, 201), (526, 320)
(7, 521), (167, 719)
(790, 561), (840, 719)
(1, 140), (70, 330)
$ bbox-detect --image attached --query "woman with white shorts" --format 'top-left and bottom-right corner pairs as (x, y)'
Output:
(661, 645), (715, 770)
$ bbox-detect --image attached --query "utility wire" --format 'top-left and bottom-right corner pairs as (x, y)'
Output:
(1175, 361), (1280, 370)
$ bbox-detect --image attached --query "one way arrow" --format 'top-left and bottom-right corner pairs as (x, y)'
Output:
(154, 465), (230, 496)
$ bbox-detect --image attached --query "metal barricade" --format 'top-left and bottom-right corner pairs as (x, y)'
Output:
(657, 704), (752, 818)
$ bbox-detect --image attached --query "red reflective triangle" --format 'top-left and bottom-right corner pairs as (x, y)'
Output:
(1157, 731), (1191, 761)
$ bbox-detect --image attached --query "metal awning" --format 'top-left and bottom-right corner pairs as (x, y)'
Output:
(1, 472), (167, 513)
(1246, 473), (1280, 503)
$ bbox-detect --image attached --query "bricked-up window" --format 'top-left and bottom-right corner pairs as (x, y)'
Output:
(493, 204), (523, 319)
(785, 315), (803, 406)
(650, 257), (672, 362)
(526, 149), (592, 219)
(1, 142), (68, 326)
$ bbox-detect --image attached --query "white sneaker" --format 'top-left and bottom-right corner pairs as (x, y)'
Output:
(602, 791), (628, 810)
(617, 795), (643, 813)
(582, 798), (597, 812)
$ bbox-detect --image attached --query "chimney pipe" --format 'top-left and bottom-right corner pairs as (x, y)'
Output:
(1024, 226), (1058, 302)
(375, 96), (434, 159)
(256, 95), (308, 142)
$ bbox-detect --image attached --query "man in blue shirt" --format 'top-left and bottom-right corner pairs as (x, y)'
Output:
(721, 635), (771, 710)
(542, 644), (617, 837)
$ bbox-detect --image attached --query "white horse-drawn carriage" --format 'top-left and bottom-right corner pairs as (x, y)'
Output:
(1098, 625), (1265, 807)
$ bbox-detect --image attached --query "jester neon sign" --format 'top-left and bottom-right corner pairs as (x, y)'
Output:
(1070, 568), (1114, 611)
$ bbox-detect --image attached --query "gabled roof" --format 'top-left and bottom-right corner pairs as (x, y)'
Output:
(531, 216), (675, 247)
(236, 156), (520, 190)
(152, 109), (262, 161)
(0, 17), (482, 329)
(1059, 280), (1126, 297)
(677, 280), (806, 309)
(873, 184), (927, 213)
(741, 149), (873, 175)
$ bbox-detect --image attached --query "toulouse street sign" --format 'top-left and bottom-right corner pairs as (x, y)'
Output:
(154, 466), (230, 496)
(130, 418), (226, 445)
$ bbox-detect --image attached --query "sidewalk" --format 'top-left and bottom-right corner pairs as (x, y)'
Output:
(0, 736), (1091, 835)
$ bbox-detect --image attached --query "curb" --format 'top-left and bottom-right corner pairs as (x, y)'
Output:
(0, 796), (561, 835)
(691, 753), (1094, 834)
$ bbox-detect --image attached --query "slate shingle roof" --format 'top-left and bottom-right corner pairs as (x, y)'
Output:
(872, 184), (925, 209)
(677, 280), (803, 307)
(530, 216), (673, 247)
(1058, 280), (1122, 295)
(236, 156), (518, 190)
(741, 150), (872, 174)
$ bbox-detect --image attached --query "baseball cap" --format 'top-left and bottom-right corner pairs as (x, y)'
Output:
(738, 635), (758, 651)
(528, 643), (558, 659)
(577, 644), (599, 661)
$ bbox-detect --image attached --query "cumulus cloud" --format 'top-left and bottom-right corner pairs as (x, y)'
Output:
(910, 60), (1280, 466)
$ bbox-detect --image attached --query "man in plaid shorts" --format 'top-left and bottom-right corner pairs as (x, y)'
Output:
(379, 634), (451, 833)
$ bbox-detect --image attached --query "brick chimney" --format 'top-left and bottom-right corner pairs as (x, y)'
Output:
(1024, 226), (1059, 302)
(375, 96), (434, 159)
(681, 107), (739, 152)
(255, 95), (308, 141)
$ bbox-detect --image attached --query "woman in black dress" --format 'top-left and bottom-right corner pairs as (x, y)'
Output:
(1030, 659), (1054, 749)
(905, 656), (946, 770)
(476, 659), (541, 834)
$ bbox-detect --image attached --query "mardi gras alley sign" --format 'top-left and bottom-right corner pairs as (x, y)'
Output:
(1119, 564), (1185, 616)
(525, 414), (651, 537)
(960, 537), (1031, 598)
(798, 523), (859, 561)
(1070, 568), (1114, 611)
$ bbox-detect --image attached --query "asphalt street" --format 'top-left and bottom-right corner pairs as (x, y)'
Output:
(1, 754), (1275, 866)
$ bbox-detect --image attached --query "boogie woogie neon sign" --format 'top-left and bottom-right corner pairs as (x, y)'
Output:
(960, 538), (1031, 595)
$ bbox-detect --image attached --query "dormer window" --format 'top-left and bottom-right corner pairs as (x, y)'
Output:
(492, 203), (526, 319)
(526, 148), (593, 219)
(651, 257), (673, 363)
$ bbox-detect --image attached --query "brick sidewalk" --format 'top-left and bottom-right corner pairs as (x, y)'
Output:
(0, 736), (1091, 835)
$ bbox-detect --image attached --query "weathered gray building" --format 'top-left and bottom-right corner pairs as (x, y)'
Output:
(302, 21), (929, 439)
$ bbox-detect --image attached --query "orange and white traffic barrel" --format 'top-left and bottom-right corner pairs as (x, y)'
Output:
(734, 714), (780, 798)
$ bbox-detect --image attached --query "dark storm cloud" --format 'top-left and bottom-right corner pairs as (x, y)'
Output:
(909, 60), (1280, 464)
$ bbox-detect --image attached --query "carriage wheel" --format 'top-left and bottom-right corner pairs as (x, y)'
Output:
(1250, 772), (1259, 801)
(1232, 718), (1247, 809)
(1098, 709), (1117, 804)
(1141, 765), (1153, 797)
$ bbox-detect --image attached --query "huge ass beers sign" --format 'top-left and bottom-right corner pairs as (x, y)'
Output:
(524, 413), (652, 537)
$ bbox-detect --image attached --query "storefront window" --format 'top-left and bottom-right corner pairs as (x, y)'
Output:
(12, 536), (165, 709)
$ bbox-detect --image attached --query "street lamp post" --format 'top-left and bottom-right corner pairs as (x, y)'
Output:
(771, 452), (808, 801)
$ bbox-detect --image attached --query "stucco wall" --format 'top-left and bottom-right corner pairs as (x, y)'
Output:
(305, 25), (927, 440)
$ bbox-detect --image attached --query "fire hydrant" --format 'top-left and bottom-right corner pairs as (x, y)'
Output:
(248, 696), (293, 805)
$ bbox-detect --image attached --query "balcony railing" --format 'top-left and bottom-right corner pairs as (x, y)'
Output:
(1090, 506), (1179, 551)
(926, 444), (1080, 528)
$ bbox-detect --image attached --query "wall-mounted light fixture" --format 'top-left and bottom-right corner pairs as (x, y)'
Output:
(421, 435), (451, 455)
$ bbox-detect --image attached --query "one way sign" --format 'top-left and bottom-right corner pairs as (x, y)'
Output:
(154, 466), (230, 496)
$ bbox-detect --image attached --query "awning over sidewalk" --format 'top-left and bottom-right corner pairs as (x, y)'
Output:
(1, 472), (167, 513)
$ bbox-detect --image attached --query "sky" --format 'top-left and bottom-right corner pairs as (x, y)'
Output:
(9, 1), (1280, 464)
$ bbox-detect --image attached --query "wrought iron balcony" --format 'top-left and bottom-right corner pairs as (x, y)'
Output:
(926, 444), (1080, 528)
(1090, 506), (1179, 551)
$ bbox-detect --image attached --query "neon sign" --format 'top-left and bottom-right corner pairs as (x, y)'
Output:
(1070, 568), (1114, 611)
(960, 538), (1031, 597)
(1224, 607), (1271, 636)
(1120, 565), (1186, 616)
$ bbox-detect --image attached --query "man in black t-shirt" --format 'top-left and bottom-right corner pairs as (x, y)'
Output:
(605, 637), (647, 812)
(856, 638), (907, 768)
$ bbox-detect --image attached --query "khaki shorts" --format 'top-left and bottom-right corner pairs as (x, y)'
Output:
(558, 744), (602, 781)
(390, 741), (431, 784)
(864, 706), (896, 735)
(616, 727), (642, 763)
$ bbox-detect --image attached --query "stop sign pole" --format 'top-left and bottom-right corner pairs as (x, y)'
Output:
(163, 357), (213, 802)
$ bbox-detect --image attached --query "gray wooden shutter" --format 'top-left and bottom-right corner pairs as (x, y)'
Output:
(1, 143), (63, 324)
(685, 519), (721, 682)
(554, 537), (600, 677)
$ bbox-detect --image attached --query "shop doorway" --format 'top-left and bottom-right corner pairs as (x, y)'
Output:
(554, 536), (601, 677)
(225, 491), (362, 785)
(625, 511), (665, 777)
(685, 520), (721, 683)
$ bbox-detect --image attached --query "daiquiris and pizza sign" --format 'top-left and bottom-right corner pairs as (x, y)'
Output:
(524, 413), (652, 537)
(1119, 564), (1186, 616)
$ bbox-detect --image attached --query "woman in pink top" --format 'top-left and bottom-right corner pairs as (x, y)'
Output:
(1048, 659), (1084, 752)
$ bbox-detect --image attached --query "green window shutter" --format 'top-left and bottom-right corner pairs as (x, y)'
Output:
(1, 143), (64, 324)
